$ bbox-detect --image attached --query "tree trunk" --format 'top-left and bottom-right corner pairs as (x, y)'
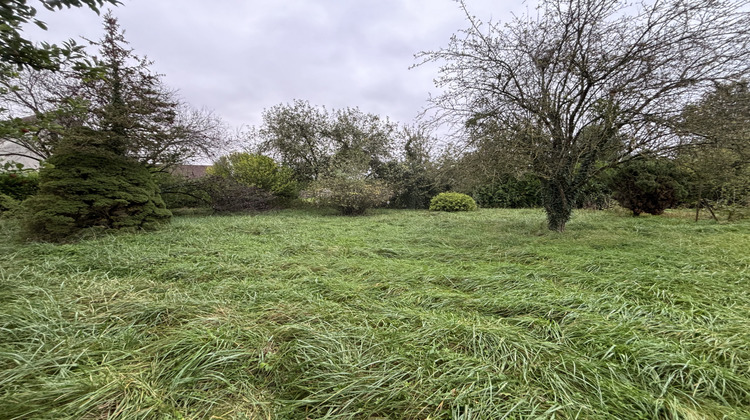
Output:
(542, 178), (575, 232)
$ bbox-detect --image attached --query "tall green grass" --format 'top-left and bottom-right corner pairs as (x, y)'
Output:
(1, 209), (748, 419)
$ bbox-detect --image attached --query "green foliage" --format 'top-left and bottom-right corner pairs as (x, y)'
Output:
(256, 100), (397, 182)
(22, 140), (171, 242)
(677, 81), (750, 220)
(471, 174), (542, 208)
(152, 171), (210, 209)
(429, 192), (478, 212)
(306, 176), (392, 215)
(0, 162), (39, 201)
(379, 161), (439, 209)
(680, 80), (750, 166)
(575, 174), (614, 210)
(0, 0), (118, 72)
(377, 130), (441, 209)
(0, 193), (19, 215)
(208, 152), (297, 199)
(608, 158), (689, 216)
(200, 175), (275, 213)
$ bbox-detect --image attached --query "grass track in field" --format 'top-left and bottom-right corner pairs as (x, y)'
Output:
(0, 208), (748, 419)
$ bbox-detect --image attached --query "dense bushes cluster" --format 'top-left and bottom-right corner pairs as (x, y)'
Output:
(0, 163), (36, 217)
(607, 158), (688, 216)
(0, 162), (39, 201)
(471, 174), (542, 208)
(200, 175), (276, 213)
(0, 193), (18, 215)
(305, 176), (392, 215)
(208, 153), (298, 199)
(153, 172), (210, 210)
(378, 161), (440, 210)
(575, 176), (614, 210)
(429, 192), (478, 212)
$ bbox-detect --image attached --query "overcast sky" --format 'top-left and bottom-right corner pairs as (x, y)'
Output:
(25, 0), (526, 134)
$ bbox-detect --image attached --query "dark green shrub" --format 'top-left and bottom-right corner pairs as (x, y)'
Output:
(200, 175), (275, 213)
(208, 152), (298, 199)
(376, 133), (442, 209)
(0, 162), (40, 201)
(429, 192), (478, 212)
(22, 144), (171, 242)
(471, 174), (542, 208)
(575, 174), (614, 210)
(306, 176), (392, 215)
(0, 193), (19, 216)
(378, 161), (440, 209)
(607, 157), (688, 216)
(153, 171), (210, 209)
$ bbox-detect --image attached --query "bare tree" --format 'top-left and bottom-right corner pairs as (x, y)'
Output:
(419, 0), (750, 231)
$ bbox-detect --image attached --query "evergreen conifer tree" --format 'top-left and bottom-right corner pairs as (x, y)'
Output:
(23, 129), (170, 241)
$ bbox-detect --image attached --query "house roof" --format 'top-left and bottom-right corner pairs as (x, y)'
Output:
(170, 164), (210, 179)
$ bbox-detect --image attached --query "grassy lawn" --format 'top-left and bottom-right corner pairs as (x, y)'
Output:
(0, 208), (748, 419)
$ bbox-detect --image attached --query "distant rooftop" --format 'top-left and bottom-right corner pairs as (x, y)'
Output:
(171, 164), (210, 179)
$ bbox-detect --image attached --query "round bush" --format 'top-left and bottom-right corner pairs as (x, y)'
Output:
(429, 192), (478, 212)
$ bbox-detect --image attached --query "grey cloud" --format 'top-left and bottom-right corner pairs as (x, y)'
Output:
(23, 0), (521, 133)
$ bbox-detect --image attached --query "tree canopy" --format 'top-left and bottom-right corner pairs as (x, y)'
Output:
(1, 0), (119, 72)
(420, 0), (750, 230)
(255, 100), (397, 182)
(676, 80), (750, 213)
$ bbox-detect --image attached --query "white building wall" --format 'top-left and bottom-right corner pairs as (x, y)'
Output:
(0, 141), (41, 169)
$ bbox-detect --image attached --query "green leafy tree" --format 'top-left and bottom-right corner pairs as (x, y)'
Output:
(1, 0), (118, 72)
(256, 100), (397, 182)
(208, 152), (297, 199)
(255, 100), (332, 182)
(677, 81), (750, 218)
(419, 0), (750, 231)
(377, 126), (442, 209)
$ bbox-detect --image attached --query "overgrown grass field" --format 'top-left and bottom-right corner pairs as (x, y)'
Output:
(1, 209), (748, 419)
